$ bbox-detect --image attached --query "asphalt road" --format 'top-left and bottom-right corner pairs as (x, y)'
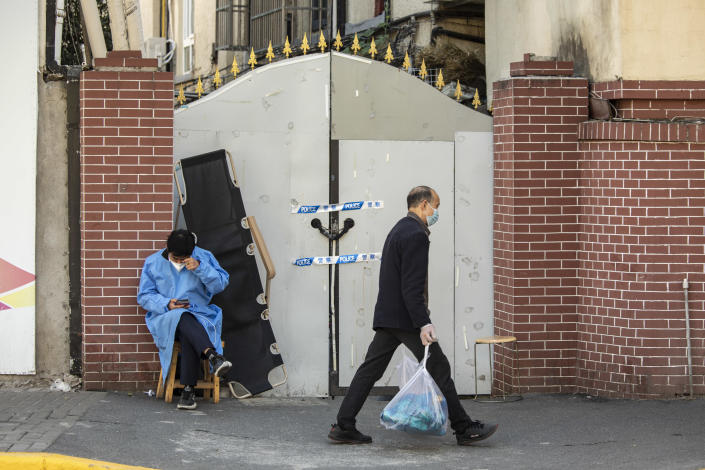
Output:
(35, 391), (705, 470)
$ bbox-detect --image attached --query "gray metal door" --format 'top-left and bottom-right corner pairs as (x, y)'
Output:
(453, 131), (494, 395)
(336, 140), (456, 388)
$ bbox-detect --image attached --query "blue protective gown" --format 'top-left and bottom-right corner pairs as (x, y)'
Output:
(137, 246), (229, 383)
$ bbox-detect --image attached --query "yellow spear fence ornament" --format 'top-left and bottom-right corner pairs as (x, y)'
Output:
(266, 40), (275, 62)
(333, 30), (343, 51)
(283, 36), (292, 58)
(369, 37), (377, 59)
(177, 85), (186, 105)
(231, 55), (240, 77)
(419, 58), (427, 80)
(454, 81), (462, 101)
(472, 88), (482, 109)
(301, 32), (310, 55)
(384, 44), (394, 63)
(435, 69), (445, 90)
(351, 33), (360, 55)
(248, 47), (257, 70)
(195, 76), (204, 98)
(213, 68), (222, 88)
(402, 51), (411, 71)
(318, 31), (327, 53)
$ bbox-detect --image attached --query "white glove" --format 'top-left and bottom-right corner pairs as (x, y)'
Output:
(420, 324), (437, 346)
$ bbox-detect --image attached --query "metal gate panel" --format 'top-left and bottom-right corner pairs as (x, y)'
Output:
(174, 55), (330, 396)
(454, 131), (494, 395)
(337, 140), (455, 388)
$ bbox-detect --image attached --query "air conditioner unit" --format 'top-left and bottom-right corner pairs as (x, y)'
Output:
(145, 37), (167, 66)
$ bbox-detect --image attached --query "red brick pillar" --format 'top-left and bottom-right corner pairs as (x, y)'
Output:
(493, 54), (588, 394)
(80, 51), (174, 391)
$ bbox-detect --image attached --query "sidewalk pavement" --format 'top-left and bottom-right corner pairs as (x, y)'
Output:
(2, 389), (703, 469)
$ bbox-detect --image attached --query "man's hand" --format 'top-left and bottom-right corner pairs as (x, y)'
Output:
(184, 257), (200, 271)
(420, 324), (437, 346)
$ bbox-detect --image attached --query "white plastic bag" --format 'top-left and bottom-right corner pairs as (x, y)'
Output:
(380, 345), (449, 436)
(396, 346), (420, 388)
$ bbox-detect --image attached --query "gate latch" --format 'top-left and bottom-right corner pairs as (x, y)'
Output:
(310, 218), (355, 241)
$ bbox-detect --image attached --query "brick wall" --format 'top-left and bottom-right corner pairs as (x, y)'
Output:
(593, 80), (705, 120)
(492, 56), (588, 394)
(80, 51), (174, 391)
(577, 124), (705, 398)
(494, 54), (705, 398)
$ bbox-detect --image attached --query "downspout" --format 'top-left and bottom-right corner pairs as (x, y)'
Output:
(55, 0), (66, 64)
(124, 0), (145, 53)
(79, 0), (107, 59)
(45, 0), (66, 76)
(682, 278), (694, 398)
(106, 0), (129, 50)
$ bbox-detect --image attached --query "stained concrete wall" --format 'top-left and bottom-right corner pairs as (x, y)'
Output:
(485, 0), (705, 106)
(485, 0), (621, 107)
(35, 79), (72, 378)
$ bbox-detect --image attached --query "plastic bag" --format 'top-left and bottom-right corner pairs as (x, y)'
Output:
(380, 345), (449, 436)
(396, 347), (420, 388)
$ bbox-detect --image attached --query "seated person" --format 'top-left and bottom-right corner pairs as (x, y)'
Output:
(138, 229), (232, 410)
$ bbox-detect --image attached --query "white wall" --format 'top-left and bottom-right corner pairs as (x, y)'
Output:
(0, 0), (38, 374)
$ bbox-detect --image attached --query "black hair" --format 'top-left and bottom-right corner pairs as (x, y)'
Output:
(166, 229), (196, 257)
(407, 186), (435, 209)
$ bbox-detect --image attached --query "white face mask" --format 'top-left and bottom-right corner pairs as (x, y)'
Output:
(169, 254), (186, 271)
(170, 260), (185, 271)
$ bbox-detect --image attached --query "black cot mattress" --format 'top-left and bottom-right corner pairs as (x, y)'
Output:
(176, 149), (284, 396)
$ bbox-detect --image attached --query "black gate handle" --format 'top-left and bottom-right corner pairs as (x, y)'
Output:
(311, 218), (355, 241)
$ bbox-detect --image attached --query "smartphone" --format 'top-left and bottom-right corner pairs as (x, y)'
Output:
(176, 298), (189, 305)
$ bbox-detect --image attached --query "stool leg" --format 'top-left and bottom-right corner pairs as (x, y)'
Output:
(213, 376), (220, 404)
(474, 342), (478, 399)
(156, 370), (164, 398)
(488, 343), (493, 398)
(513, 339), (518, 396)
(501, 343), (506, 401)
(165, 346), (179, 403)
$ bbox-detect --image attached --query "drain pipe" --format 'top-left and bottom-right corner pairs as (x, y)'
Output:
(79, 0), (107, 59)
(682, 278), (694, 398)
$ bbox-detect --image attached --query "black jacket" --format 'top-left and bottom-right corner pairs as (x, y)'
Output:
(372, 214), (432, 331)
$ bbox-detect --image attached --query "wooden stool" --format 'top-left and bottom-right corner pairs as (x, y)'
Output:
(156, 341), (221, 404)
(474, 335), (520, 401)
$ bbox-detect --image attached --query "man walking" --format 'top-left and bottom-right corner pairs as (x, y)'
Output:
(328, 186), (498, 445)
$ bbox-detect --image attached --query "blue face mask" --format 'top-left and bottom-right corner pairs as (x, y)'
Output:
(426, 206), (439, 226)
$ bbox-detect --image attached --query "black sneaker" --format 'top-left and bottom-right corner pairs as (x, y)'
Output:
(208, 352), (232, 378)
(328, 424), (372, 444)
(456, 420), (498, 445)
(177, 386), (197, 410)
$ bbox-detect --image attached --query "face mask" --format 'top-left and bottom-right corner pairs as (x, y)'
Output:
(169, 255), (186, 272)
(426, 206), (439, 226)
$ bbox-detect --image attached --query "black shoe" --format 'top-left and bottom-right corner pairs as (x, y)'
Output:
(328, 424), (372, 444)
(208, 352), (232, 378)
(456, 420), (498, 445)
(177, 386), (197, 410)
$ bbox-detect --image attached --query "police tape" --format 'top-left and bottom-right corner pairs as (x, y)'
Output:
(291, 200), (384, 214)
(292, 253), (382, 266)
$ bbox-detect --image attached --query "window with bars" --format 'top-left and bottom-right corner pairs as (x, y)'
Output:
(215, 0), (249, 51)
(183, 0), (194, 74)
(250, 0), (329, 53)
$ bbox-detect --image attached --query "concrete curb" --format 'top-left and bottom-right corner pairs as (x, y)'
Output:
(0, 453), (158, 469)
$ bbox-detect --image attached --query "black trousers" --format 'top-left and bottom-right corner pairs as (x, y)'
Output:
(175, 313), (214, 387)
(337, 327), (471, 432)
